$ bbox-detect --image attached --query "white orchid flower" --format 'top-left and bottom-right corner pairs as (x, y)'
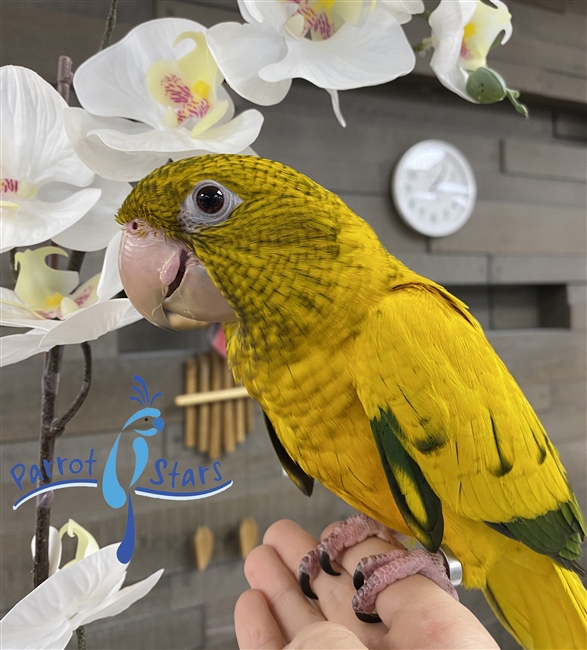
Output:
(429, 0), (512, 102)
(0, 232), (141, 366)
(206, 0), (416, 127)
(66, 18), (264, 182)
(1, 541), (163, 650)
(0, 66), (129, 253)
(381, 0), (425, 25)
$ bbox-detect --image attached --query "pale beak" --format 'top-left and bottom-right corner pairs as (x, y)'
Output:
(118, 225), (235, 330)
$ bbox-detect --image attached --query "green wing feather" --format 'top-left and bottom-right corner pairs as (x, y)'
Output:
(371, 408), (444, 551)
(263, 411), (314, 497)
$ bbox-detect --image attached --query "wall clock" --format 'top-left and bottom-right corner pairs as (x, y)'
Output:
(392, 140), (477, 237)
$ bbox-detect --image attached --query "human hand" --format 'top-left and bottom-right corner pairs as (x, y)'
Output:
(235, 519), (499, 649)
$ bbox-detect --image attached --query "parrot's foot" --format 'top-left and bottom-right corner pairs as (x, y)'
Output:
(298, 513), (400, 600)
(297, 513), (458, 624)
(352, 549), (459, 622)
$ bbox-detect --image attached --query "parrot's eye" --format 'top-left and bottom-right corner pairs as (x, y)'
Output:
(196, 186), (224, 214)
(178, 180), (242, 233)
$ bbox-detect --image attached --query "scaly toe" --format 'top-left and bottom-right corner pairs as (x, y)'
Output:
(319, 549), (341, 576)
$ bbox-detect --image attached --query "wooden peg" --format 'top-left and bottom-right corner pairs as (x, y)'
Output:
(184, 358), (197, 448)
(239, 517), (259, 560)
(246, 398), (255, 433)
(235, 398), (246, 444)
(223, 361), (236, 454)
(193, 526), (214, 571)
(197, 354), (211, 453)
(208, 352), (223, 460)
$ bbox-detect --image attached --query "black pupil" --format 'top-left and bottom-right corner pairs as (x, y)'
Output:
(197, 186), (224, 214)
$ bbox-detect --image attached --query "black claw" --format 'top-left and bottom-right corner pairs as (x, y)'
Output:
(353, 569), (365, 590)
(299, 572), (318, 600)
(319, 550), (341, 576)
(355, 612), (382, 624)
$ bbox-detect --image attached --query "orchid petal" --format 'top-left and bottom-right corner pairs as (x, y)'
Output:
(248, 0), (290, 31)
(0, 300), (141, 367)
(207, 22), (291, 105)
(97, 231), (123, 301)
(14, 248), (79, 311)
(326, 88), (346, 128)
(259, 8), (415, 90)
(82, 569), (164, 625)
(238, 0), (264, 24)
(0, 287), (47, 326)
(0, 66), (94, 188)
(64, 109), (170, 182)
(0, 330), (54, 367)
(381, 0), (425, 23)
(39, 300), (142, 348)
(0, 189), (102, 254)
(430, 0), (469, 75)
(74, 19), (208, 129)
(90, 108), (264, 155)
(185, 109), (265, 153)
(53, 177), (130, 252)
(434, 65), (473, 102)
(31, 527), (62, 578)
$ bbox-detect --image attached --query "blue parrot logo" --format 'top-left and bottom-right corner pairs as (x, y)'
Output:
(102, 376), (164, 563)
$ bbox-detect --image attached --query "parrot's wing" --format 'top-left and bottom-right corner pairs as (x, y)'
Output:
(355, 282), (586, 569)
(263, 410), (314, 497)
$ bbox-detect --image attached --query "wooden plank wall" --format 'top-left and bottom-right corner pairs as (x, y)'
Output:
(1, 1), (585, 649)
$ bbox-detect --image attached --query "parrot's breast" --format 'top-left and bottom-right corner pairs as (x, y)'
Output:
(229, 328), (412, 536)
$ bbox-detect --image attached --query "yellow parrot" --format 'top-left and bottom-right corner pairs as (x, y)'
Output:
(116, 154), (586, 649)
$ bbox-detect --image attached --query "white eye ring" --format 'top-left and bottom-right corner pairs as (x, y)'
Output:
(178, 180), (242, 232)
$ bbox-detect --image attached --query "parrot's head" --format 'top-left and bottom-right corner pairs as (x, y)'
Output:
(116, 154), (393, 338)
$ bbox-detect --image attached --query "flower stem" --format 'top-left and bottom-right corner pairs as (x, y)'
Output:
(33, 345), (63, 587)
(51, 343), (92, 434)
(57, 56), (73, 104)
(67, 250), (86, 273)
(76, 626), (86, 650)
(9, 248), (18, 283)
(33, 342), (93, 587)
(413, 38), (433, 54)
(100, 0), (119, 50)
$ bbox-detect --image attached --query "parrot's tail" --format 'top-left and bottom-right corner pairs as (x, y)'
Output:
(483, 550), (587, 649)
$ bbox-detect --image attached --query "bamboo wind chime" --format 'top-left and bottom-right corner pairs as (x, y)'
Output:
(176, 351), (254, 460)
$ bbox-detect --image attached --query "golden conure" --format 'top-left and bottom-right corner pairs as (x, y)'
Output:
(116, 155), (587, 649)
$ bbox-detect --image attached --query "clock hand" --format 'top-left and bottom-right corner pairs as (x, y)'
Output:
(431, 181), (469, 195)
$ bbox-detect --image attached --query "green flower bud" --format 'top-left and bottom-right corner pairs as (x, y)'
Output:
(466, 67), (529, 118)
(466, 67), (507, 104)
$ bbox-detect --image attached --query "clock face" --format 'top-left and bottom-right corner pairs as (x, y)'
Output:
(392, 140), (477, 237)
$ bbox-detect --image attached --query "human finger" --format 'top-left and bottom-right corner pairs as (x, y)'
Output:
(235, 589), (285, 650)
(244, 541), (325, 643)
(263, 520), (388, 644)
(285, 622), (368, 650)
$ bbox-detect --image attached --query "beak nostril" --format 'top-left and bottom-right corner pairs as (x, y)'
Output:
(131, 220), (139, 231)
